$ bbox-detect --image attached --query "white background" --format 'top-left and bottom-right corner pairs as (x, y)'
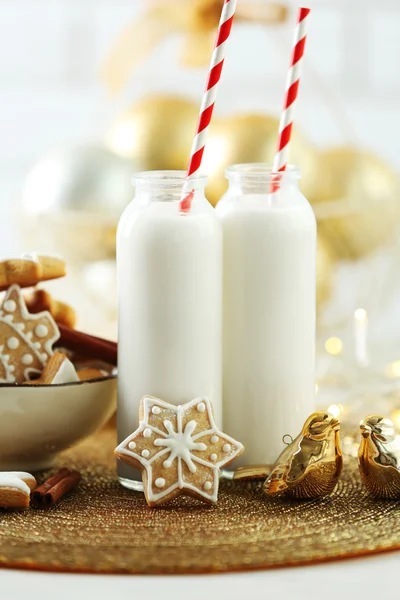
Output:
(0, 0), (400, 253)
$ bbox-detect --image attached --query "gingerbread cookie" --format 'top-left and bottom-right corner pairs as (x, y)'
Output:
(0, 285), (60, 383)
(24, 352), (79, 385)
(115, 396), (244, 507)
(78, 368), (108, 381)
(0, 472), (37, 508)
(0, 253), (66, 291)
(24, 289), (76, 329)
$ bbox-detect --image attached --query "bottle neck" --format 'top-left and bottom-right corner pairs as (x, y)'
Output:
(133, 171), (207, 204)
(226, 164), (301, 196)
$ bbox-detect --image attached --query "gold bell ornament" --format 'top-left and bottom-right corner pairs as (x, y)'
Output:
(311, 148), (400, 261)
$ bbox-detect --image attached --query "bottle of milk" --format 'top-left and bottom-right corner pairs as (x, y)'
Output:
(216, 164), (316, 467)
(117, 171), (222, 488)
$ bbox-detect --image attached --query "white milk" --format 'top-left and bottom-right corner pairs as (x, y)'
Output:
(117, 175), (222, 486)
(216, 167), (316, 466)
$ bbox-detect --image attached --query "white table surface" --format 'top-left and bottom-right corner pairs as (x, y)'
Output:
(1, 553), (399, 600)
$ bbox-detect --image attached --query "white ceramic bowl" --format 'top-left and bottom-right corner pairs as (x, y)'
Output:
(0, 376), (117, 471)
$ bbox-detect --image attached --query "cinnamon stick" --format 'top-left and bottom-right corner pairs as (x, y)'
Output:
(58, 325), (117, 366)
(43, 471), (81, 506)
(32, 469), (81, 506)
(31, 468), (71, 503)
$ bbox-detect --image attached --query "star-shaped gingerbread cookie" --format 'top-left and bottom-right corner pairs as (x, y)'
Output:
(0, 285), (60, 383)
(115, 396), (244, 507)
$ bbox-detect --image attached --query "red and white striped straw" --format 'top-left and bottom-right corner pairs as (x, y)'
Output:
(272, 7), (310, 184)
(179, 0), (237, 213)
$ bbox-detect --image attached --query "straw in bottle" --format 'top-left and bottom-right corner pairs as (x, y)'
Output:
(179, 0), (237, 213)
(271, 6), (310, 190)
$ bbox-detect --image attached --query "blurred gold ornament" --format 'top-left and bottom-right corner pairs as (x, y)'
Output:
(107, 95), (199, 171)
(102, 1), (288, 95)
(311, 148), (400, 260)
(359, 415), (400, 499)
(20, 145), (134, 264)
(203, 113), (318, 206)
(233, 412), (343, 499)
(317, 237), (334, 309)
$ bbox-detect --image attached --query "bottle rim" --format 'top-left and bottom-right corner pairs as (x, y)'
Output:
(225, 163), (301, 182)
(132, 170), (208, 188)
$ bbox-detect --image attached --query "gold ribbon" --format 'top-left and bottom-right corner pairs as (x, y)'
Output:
(101, 1), (288, 95)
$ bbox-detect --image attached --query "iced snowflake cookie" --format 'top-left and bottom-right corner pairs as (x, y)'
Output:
(0, 284), (60, 383)
(0, 472), (37, 508)
(115, 396), (244, 507)
(0, 253), (66, 291)
(24, 351), (79, 385)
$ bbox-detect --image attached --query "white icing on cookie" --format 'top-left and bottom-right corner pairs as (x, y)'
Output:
(143, 428), (152, 438)
(0, 471), (36, 495)
(222, 444), (231, 453)
(154, 419), (207, 473)
(128, 442), (136, 450)
(0, 285), (60, 383)
(0, 350), (15, 383)
(197, 402), (206, 412)
(51, 358), (80, 385)
(35, 324), (48, 338)
(7, 337), (19, 350)
(115, 396), (244, 505)
(21, 354), (33, 365)
(3, 300), (16, 313)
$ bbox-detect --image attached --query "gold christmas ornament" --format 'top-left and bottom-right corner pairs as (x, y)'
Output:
(107, 95), (199, 171)
(203, 114), (318, 206)
(233, 412), (343, 499)
(102, 1), (288, 94)
(265, 412), (342, 498)
(20, 145), (135, 264)
(359, 415), (400, 499)
(311, 148), (400, 260)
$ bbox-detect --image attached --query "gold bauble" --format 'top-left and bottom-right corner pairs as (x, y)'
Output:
(203, 114), (318, 206)
(317, 237), (334, 309)
(107, 95), (199, 170)
(311, 148), (400, 260)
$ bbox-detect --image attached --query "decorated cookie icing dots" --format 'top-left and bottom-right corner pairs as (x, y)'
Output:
(115, 396), (244, 507)
(0, 285), (60, 383)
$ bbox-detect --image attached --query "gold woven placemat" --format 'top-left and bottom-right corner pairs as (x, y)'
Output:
(1, 426), (400, 574)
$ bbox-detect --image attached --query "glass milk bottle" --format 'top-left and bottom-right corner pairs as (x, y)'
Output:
(117, 171), (222, 488)
(216, 164), (316, 467)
